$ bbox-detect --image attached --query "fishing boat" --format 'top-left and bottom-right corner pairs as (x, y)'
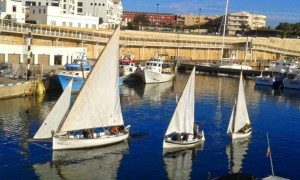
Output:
(227, 72), (252, 139)
(56, 52), (92, 92)
(119, 59), (144, 82)
(33, 26), (131, 150)
(138, 54), (176, 84)
(163, 67), (205, 149)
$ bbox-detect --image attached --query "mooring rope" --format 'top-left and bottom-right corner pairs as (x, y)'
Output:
(28, 140), (52, 151)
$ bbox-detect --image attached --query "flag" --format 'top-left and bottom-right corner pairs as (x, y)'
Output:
(266, 147), (271, 157)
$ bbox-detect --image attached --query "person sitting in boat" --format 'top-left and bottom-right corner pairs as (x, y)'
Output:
(82, 129), (89, 138)
(171, 132), (181, 141)
(193, 123), (199, 138)
(111, 126), (120, 134)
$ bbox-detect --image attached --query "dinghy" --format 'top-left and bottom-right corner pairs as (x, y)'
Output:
(227, 72), (252, 139)
(163, 67), (205, 149)
(33, 26), (131, 150)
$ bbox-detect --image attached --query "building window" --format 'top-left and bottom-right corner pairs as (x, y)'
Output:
(94, 3), (97, 6)
(62, 22), (66, 26)
(90, 3), (93, 5)
(44, 9), (46, 13)
(46, 2), (48, 6)
(12, 6), (16, 12)
(78, 23), (81, 28)
(78, 8), (82, 13)
(63, 4), (66, 9)
(38, 2), (41, 6)
(86, 24), (89, 28)
(69, 22), (72, 27)
(92, 24), (96, 29)
(51, 21), (56, 25)
(33, 10), (35, 14)
(78, 2), (83, 6)
(98, 3), (101, 6)
(103, 3), (105, 6)
(39, 9), (41, 13)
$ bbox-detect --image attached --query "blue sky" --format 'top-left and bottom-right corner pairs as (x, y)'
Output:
(122, 0), (300, 27)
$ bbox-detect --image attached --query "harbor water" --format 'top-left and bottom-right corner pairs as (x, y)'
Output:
(1, 73), (300, 179)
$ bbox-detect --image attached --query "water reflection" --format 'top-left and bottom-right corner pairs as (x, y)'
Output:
(163, 144), (203, 180)
(33, 141), (129, 179)
(226, 138), (251, 174)
(120, 80), (175, 105)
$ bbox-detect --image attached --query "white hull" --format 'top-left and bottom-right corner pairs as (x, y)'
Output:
(163, 131), (205, 149)
(283, 79), (300, 89)
(143, 70), (175, 84)
(231, 128), (252, 139)
(219, 64), (252, 70)
(53, 126), (130, 150)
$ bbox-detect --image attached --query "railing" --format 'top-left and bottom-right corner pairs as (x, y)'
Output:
(1, 19), (300, 57)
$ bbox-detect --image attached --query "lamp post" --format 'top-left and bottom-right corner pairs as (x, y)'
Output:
(156, 4), (159, 31)
(199, 8), (202, 34)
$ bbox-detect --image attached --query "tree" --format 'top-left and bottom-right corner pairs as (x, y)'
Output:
(133, 13), (150, 25)
(239, 23), (250, 35)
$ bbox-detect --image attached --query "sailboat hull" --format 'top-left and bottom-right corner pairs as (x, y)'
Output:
(53, 126), (131, 150)
(232, 129), (252, 139)
(163, 132), (205, 149)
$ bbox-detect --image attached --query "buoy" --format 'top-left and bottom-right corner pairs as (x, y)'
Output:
(36, 81), (45, 95)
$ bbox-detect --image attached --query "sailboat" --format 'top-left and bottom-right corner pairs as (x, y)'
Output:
(217, 0), (252, 70)
(163, 67), (205, 149)
(227, 72), (252, 139)
(32, 26), (131, 150)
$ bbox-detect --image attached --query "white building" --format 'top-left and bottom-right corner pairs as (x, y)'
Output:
(22, 0), (123, 28)
(27, 6), (99, 29)
(77, 0), (123, 28)
(0, 0), (26, 23)
(227, 11), (266, 35)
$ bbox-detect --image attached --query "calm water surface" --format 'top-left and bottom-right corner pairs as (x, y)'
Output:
(1, 73), (300, 179)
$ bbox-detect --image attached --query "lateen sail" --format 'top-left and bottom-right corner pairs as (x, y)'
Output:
(165, 67), (195, 135)
(232, 72), (250, 133)
(227, 99), (236, 134)
(33, 79), (73, 139)
(59, 27), (123, 132)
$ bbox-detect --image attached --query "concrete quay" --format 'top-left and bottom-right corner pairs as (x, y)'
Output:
(0, 77), (35, 99)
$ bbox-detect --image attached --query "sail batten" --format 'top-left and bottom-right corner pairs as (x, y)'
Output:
(59, 27), (123, 132)
(165, 67), (195, 135)
(33, 79), (73, 140)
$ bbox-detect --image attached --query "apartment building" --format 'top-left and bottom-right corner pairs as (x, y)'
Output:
(227, 11), (266, 35)
(123, 11), (176, 26)
(0, 0), (25, 23)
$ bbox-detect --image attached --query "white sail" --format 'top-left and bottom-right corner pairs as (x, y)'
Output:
(165, 67), (195, 135)
(33, 79), (73, 140)
(59, 27), (123, 132)
(233, 72), (250, 133)
(227, 99), (236, 134)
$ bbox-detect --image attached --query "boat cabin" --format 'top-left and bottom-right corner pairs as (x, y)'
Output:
(145, 58), (174, 74)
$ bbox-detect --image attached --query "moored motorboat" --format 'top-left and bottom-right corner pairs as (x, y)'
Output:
(255, 71), (286, 87)
(138, 54), (176, 84)
(283, 70), (300, 90)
